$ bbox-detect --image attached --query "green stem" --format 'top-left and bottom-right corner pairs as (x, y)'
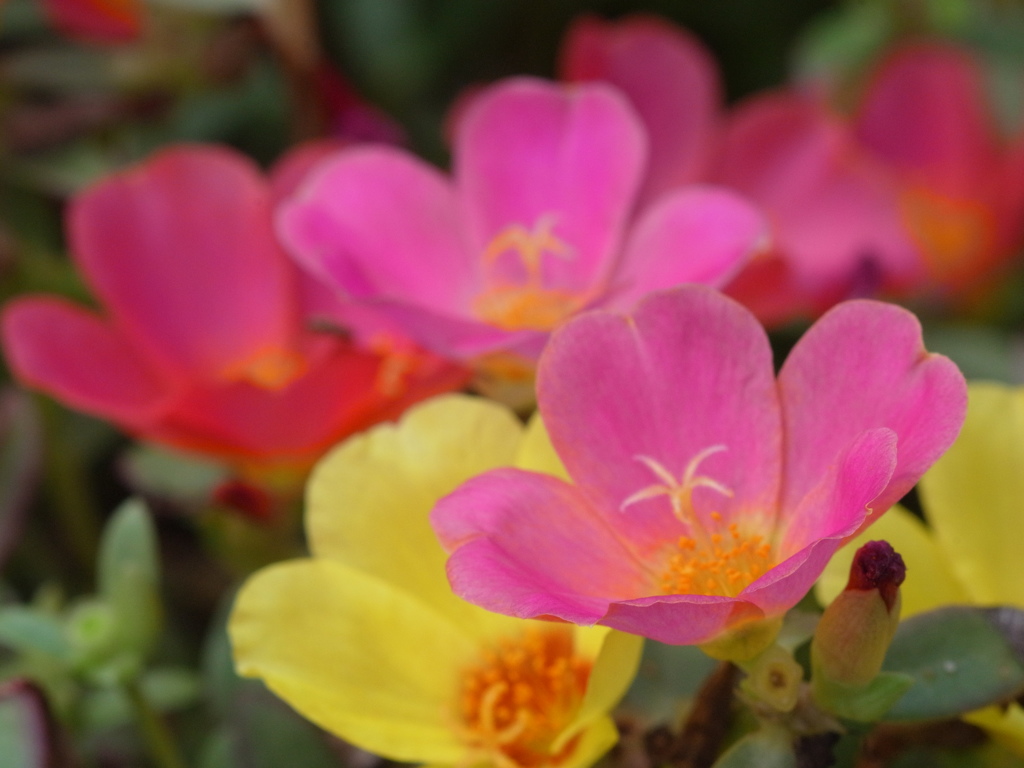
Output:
(125, 680), (188, 768)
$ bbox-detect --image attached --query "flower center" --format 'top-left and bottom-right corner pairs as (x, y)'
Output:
(458, 625), (591, 768)
(900, 186), (995, 282)
(221, 347), (308, 390)
(472, 215), (585, 331)
(621, 446), (775, 598)
(661, 516), (773, 597)
(366, 333), (435, 398)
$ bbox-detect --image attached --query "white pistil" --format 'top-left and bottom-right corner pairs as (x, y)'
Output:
(621, 445), (734, 526)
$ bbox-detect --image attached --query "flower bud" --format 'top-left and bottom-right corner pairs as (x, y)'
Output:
(812, 540), (905, 689)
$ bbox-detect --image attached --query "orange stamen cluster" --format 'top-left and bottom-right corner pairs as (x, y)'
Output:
(458, 626), (591, 768)
(900, 186), (995, 282)
(473, 215), (585, 332)
(222, 347), (308, 390)
(473, 286), (584, 331)
(660, 512), (774, 597)
(367, 333), (429, 398)
(621, 447), (776, 598)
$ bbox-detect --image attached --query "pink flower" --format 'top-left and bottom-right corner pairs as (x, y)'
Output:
(1, 145), (467, 471)
(556, 15), (923, 324)
(558, 13), (721, 207)
(41, 0), (142, 45)
(712, 92), (922, 323)
(852, 42), (1024, 289)
(277, 77), (765, 367)
(431, 286), (966, 647)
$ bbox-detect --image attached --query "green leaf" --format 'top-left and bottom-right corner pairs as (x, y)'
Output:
(621, 641), (718, 724)
(883, 606), (1024, 721)
(815, 671), (914, 722)
(0, 608), (71, 662)
(78, 667), (201, 730)
(223, 683), (342, 768)
(120, 443), (228, 509)
(922, 325), (1020, 384)
(99, 499), (158, 599)
(791, 2), (892, 86)
(0, 680), (52, 768)
(96, 499), (161, 667)
(712, 726), (796, 768)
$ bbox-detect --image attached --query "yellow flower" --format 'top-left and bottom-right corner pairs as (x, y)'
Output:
(817, 382), (1024, 753)
(229, 395), (642, 768)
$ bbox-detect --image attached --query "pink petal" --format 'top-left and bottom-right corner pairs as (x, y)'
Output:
(724, 254), (812, 326)
(714, 93), (921, 302)
(1, 297), (170, 426)
(559, 14), (721, 204)
(714, 93), (844, 213)
(777, 300), (966, 527)
(602, 594), (763, 646)
(604, 186), (766, 310)
(742, 539), (851, 622)
(268, 139), (349, 204)
(744, 428), (897, 619)
(360, 299), (540, 361)
(432, 469), (651, 625)
(277, 146), (478, 314)
(455, 78), (646, 293)
(537, 286), (782, 553)
(153, 336), (466, 463)
(70, 145), (298, 380)
(767, 164), (922, 298)
(855, 43), (997, 198)
(777, 428), (896, 556)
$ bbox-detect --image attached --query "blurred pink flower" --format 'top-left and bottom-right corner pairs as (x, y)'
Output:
(556, 15), (925, 324)
(1, 145), (467, 471)
(41, 0), (142, 44)
(712, 92), (922, 323)
(852, 42), (1024, 290)
(431, 286), (965, 647)
(558, 13), (721, 207)
(277, 77), (765, 369)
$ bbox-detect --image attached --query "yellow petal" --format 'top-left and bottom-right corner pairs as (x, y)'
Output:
(556, 716), (619, 768)
(814, 505), (969, 616)
(965, 704), (1024, 758)
(554, 628), (643, 753)
(306, 394), (523, 622)
(516, 412), (570, 480)
(229, 558), (476, 764)
(920, 382), (1024, 606)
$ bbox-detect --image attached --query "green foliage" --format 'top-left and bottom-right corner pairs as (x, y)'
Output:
(621, 640), (718, 725)
(711, 726), (797, 768)
(883, 606), (1024, 721)
(815, 671), (914, 722)
(120, 444), (229, 509)
(198, 599), (340, 768)
(0, 682), (51, 768)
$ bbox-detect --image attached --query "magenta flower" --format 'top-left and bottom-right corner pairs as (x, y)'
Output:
(713, 92), (921, 323)
(277, 77), (765, 367)
(852, 42), (1024, 289)
(558, 13), (721, 207)
(431, 286), (965, 647)
(556, 15), (923, 324)
(1, 145), (467, 471)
